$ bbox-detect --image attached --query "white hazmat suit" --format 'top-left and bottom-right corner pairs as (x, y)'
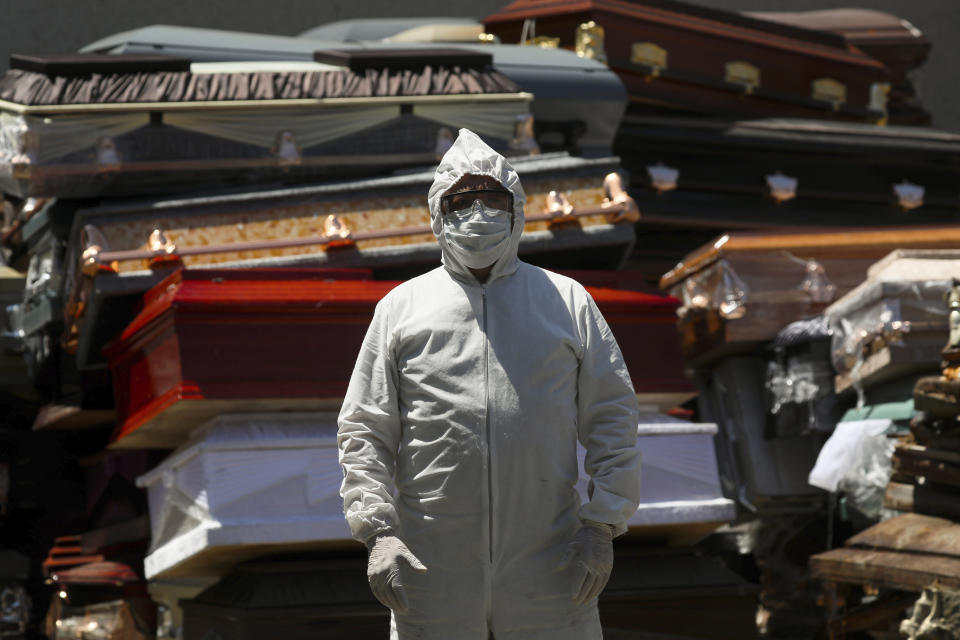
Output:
(338, 129), (641, 639)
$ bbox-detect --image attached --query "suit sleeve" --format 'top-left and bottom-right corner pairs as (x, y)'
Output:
(337, 297), (403, 544)
(575, 291), (641, 537)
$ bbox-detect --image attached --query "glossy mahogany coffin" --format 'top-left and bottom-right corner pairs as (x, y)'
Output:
(484, 0), (893, 123)
(105, 267), (692, 448)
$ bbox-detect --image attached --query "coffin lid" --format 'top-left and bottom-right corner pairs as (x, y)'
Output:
(659, 225), (960, 290)
(313, 48), (493, 70)
(10, 53), (191, 76)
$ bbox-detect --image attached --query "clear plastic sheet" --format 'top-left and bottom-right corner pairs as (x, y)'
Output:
(0, 100), (529, 198)
(671, 254), (835, 321)
(765, 316), (847, 436)
(828, 280), (950, 375)
(674, 258), (749, 320)
(808, 419), (895, 520)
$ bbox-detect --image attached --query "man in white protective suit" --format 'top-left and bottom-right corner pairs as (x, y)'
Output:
(338, 128), (641, 639)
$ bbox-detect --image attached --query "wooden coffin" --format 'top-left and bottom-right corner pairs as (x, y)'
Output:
(615, 116), (960, 239)
(105, 267), (692, 449)
(0, 52), (529, 198)
(659, 227), (960, 368)
(139, 412), (730, 579)
(68, 152), (637, 371)
(103, 269), (396, 449)
(484, 0), (891, 123)
(746, 8), (931, 125)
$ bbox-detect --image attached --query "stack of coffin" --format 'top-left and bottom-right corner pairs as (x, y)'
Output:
(660, 228), (960, 368)
(0, 51), (530, 198)
(104, 267), (690, 450)
(660, 232), (960, 512)
(83, 24), (629, 159)
(136, 409), (733, 580)
(483, 0), (916, 125)
(63, 151), (640, 374)
(825, 250), (960, 394)
(883, 277), (960, 521)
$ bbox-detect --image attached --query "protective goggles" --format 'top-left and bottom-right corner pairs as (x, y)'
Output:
(440, 189), (513, 218)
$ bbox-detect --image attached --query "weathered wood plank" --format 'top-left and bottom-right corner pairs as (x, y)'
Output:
(847, 513), (960, 557)
(883, 482), (960, 521)
(810, 547), (960, 591)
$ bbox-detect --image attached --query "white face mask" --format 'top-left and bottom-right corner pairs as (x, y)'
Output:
(442, 201), (512, 270)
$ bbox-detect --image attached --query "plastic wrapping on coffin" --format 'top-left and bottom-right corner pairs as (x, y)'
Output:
(825, 250), (960, 393)
(764, 316), (851, 437)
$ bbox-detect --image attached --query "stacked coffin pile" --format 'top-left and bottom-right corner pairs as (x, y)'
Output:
(95, 265), (748, 638)
(808, 259), (960, 636)
(661, 235), (960, 638)
(659, 229), (960, 511)
(883, 277), (960, 521)
(0, 43), (685, 640)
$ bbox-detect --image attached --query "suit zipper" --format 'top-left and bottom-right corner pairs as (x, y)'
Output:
(482, 284), (493, 564)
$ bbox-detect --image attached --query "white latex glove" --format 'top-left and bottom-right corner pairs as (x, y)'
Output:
(366, 535), (427, 614)
(564, 521), (614, 605)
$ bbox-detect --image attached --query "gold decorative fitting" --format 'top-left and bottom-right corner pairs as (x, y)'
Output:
(544, 191), (575, 217)
(147, 229), (181, 267)
(324, 214), (352, 239)
(527, 36), (560, 49)
(766, 171), (798, 204)
(869, 82), (891, 124)
(576, 21), (606, 63)
(725, 61), (760, 94)
(80, 225), (115, 276)
(545, 191), (580, 230)
(630, 42), (667, 78)
(646, 163), (678, 194)
(812, 78), (847, 110)
(602, 172), (640, 223)
(893, 180), (924, 211)
(273, 130), (302, 165)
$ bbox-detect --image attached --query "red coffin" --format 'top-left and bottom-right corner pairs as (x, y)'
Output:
(105, 268), (691, 449)
(484, 0), (891, 122)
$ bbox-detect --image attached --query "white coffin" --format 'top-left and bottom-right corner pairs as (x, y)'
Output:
(137, 412), (347, 579)
(141, 412), (735, 579)
(577, 413), (735, 544)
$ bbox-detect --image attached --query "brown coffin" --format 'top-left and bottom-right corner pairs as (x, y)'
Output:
(105, 268), (692, 449)
(659, 225), (960, 366)
(484, 0), (890, 122)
